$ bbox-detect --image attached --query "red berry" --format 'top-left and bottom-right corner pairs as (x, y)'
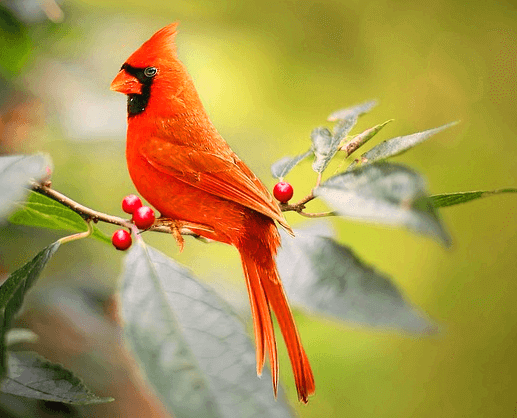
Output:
(133, 206), (156, 229)
(273, 181), (294, 203)
(122, 194), (143, 214)
(112, 229), (132, 251)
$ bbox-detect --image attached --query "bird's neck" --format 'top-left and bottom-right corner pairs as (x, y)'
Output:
(126, 84), (222, 150)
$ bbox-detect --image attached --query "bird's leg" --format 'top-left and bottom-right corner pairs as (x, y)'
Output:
(153, 218), (215, 252)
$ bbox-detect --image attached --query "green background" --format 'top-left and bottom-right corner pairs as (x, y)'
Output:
(1, 0), (516, 416)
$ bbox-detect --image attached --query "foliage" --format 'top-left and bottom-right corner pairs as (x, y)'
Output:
(1, 351), (113, 404)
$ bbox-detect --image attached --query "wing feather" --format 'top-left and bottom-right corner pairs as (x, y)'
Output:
(140, 138), (292, 233)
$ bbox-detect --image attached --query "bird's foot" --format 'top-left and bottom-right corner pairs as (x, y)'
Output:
(154, 218), (215, 252)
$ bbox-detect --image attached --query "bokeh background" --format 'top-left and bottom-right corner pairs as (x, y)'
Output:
(1, 0), (516, 417)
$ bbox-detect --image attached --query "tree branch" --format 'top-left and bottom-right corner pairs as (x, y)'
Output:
(30, 182), (202, 238)
(279, 191), (333, 218)
(31, 181), (334, 237)
(32, 181), (133, 228)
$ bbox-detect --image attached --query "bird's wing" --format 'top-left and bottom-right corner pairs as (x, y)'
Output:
(140, 138), (292, 233)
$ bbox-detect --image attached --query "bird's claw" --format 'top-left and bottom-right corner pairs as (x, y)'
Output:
(154, 218), (215, 252)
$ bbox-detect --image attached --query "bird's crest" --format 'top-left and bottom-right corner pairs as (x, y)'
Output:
(126, 22), (179, 68)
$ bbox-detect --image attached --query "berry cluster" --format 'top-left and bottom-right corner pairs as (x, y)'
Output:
(112, 194), (156, 251)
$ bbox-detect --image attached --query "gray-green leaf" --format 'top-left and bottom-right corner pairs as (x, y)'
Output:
(120, 242), (293, 418)
(311, 122), (355, 174)
(315, 162), (450, 245)
(430, 188), (517, 208)
(277, 226), (436, 333)
(310, 127), (334, 174)
(0, 154), (52, 221)
(0, 242), (61, 376)
(350, 121), (458, 168)
(9, 191), (110, 244)
(0, 351), (113, 404)
(271, 150), (312, 179)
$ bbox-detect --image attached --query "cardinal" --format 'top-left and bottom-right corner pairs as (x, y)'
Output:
(110, 23), (314, 402)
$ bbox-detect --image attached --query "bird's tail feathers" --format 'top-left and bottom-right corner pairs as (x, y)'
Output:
(240, 250), (315, 403)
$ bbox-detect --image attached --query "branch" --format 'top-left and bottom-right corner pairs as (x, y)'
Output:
(32, 181), (133, 228)
(31, 181), (334, 237)
(279, 191), (335, 218)
(30, 182), (203, 238)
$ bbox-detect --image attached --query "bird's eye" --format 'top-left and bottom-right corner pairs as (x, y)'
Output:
(144, 67), (157, 78)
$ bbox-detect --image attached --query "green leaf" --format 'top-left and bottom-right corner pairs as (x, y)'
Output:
(0, 242), (61, 377)
(0, 6), (32, 76)
(120, 242), (293, 418)
(271, 150), (312, 179)
(343, 119), (393, 157)
(278, 225), (436, 333)
(8, 191), (111, 244)
(0, 154), (52, 221)
(315, 162), (451, 245)
(430, 188), (517, 208)
(0, 351), (113, 404)
(350, 121), (458, 168)
(327, 100), (378, 122)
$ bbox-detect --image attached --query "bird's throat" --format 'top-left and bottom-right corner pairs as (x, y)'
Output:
(127, 86), (151, 116)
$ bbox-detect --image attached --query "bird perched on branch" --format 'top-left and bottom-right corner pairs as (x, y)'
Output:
(111, 23), (315, 402)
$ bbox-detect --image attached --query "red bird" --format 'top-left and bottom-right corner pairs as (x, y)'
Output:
(110, 23), (315, 402)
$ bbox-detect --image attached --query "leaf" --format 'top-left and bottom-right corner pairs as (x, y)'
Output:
(327, 100), (378, 122)
(270, 150), (312, 179)
(0, 242), (60, 377)
(430, 188), (517, 208)
(332, 114), (359, 146)
(0, 154), (52, 221)
(310, 101), (379, 174)
(310, 127), (334, 174)
(315, 162), (451, 245)
(311, 122), (356, 174)
(277, 226), (436, 333)
(0, 351), (113, 404)
(9, 191), (110, 244)
(343, 119), (393, 156)
(351, 121), (458, 168)
(120, 242), (294, 418)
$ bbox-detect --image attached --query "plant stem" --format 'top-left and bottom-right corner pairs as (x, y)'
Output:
(58, 220), (93, 245)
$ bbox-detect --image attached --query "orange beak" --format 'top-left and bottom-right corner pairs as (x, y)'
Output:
(110, 70), (142, 95)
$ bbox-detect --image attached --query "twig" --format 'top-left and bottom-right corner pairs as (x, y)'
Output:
(30, 182), (202, 237)
(32, 181), (133, 229)
(31, 181), (335, 237)
(297, 210), (336, 218)
(279, 191), (315, 213)
(279, 191), (333, 218)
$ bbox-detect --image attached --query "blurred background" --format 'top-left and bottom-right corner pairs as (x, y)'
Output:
(0, 0), (516, 416)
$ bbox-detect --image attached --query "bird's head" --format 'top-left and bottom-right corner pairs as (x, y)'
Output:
(111, 22), (185, 116)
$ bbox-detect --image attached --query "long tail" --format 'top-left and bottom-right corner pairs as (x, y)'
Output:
(239, 233), (315, 403)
